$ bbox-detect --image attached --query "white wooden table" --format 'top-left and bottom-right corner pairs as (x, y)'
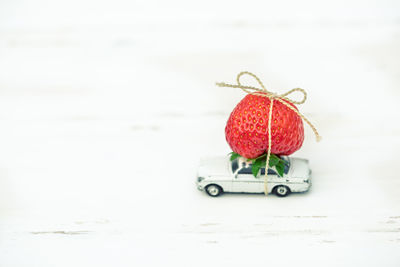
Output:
(1, 1), (400, 266)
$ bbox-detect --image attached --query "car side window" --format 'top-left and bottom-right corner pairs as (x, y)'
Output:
(238, 166), (252, 175)
(260, 168), (278, 175)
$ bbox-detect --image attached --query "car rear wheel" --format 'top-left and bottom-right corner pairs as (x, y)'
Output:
(205, 184), (222, 197)
(274, 185), (290, 197)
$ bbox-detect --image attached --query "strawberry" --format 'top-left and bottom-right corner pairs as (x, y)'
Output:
(225, 93), (304, 159)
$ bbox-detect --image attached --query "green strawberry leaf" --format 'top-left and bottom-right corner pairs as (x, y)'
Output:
(251, 157), (266, 177)
(253, 154), (266, 160)
(229, 152), (241, 161)
(259, 157), (267, 168)
(275, 161), (285, 177)
(251, 160), (261, 177)
(268, 154), (280, 167)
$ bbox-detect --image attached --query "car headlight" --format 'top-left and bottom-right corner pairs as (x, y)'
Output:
(197, 177), (205, 183)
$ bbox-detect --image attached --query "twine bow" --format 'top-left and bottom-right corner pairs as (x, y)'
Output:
(217, 71), (321, 196)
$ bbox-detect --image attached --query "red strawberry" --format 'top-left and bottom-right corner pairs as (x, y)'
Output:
(225, 93), (304, 159)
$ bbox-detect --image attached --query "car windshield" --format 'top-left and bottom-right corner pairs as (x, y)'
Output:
(231, 157), (290, 175)
(231, 159), (239, 173)
(283, 157), (290, 173)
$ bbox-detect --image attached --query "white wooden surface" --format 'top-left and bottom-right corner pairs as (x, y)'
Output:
(1, 1), (400, 266)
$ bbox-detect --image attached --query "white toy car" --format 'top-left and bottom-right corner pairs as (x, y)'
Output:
(196, 156), (312, 197)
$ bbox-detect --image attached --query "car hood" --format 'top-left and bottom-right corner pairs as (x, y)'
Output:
(289, 157), (311, 178)
(198, 156), (230, 177)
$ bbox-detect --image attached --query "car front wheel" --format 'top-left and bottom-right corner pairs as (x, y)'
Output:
(205, 184), (223, 197)
(274, 185), (290, 197)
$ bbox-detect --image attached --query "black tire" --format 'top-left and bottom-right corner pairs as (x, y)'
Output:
(205, 184), (223, 197)
(274, 185), (291, 197)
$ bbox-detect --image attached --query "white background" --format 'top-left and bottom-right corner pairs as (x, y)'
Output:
(1, 0), (400, 266)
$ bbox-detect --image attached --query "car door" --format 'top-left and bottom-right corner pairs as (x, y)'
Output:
(232, 166), (262, 193)
(257, 168), (279, 193)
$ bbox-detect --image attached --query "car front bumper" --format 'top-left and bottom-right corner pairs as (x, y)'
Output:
(289, 181), (311, 193)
